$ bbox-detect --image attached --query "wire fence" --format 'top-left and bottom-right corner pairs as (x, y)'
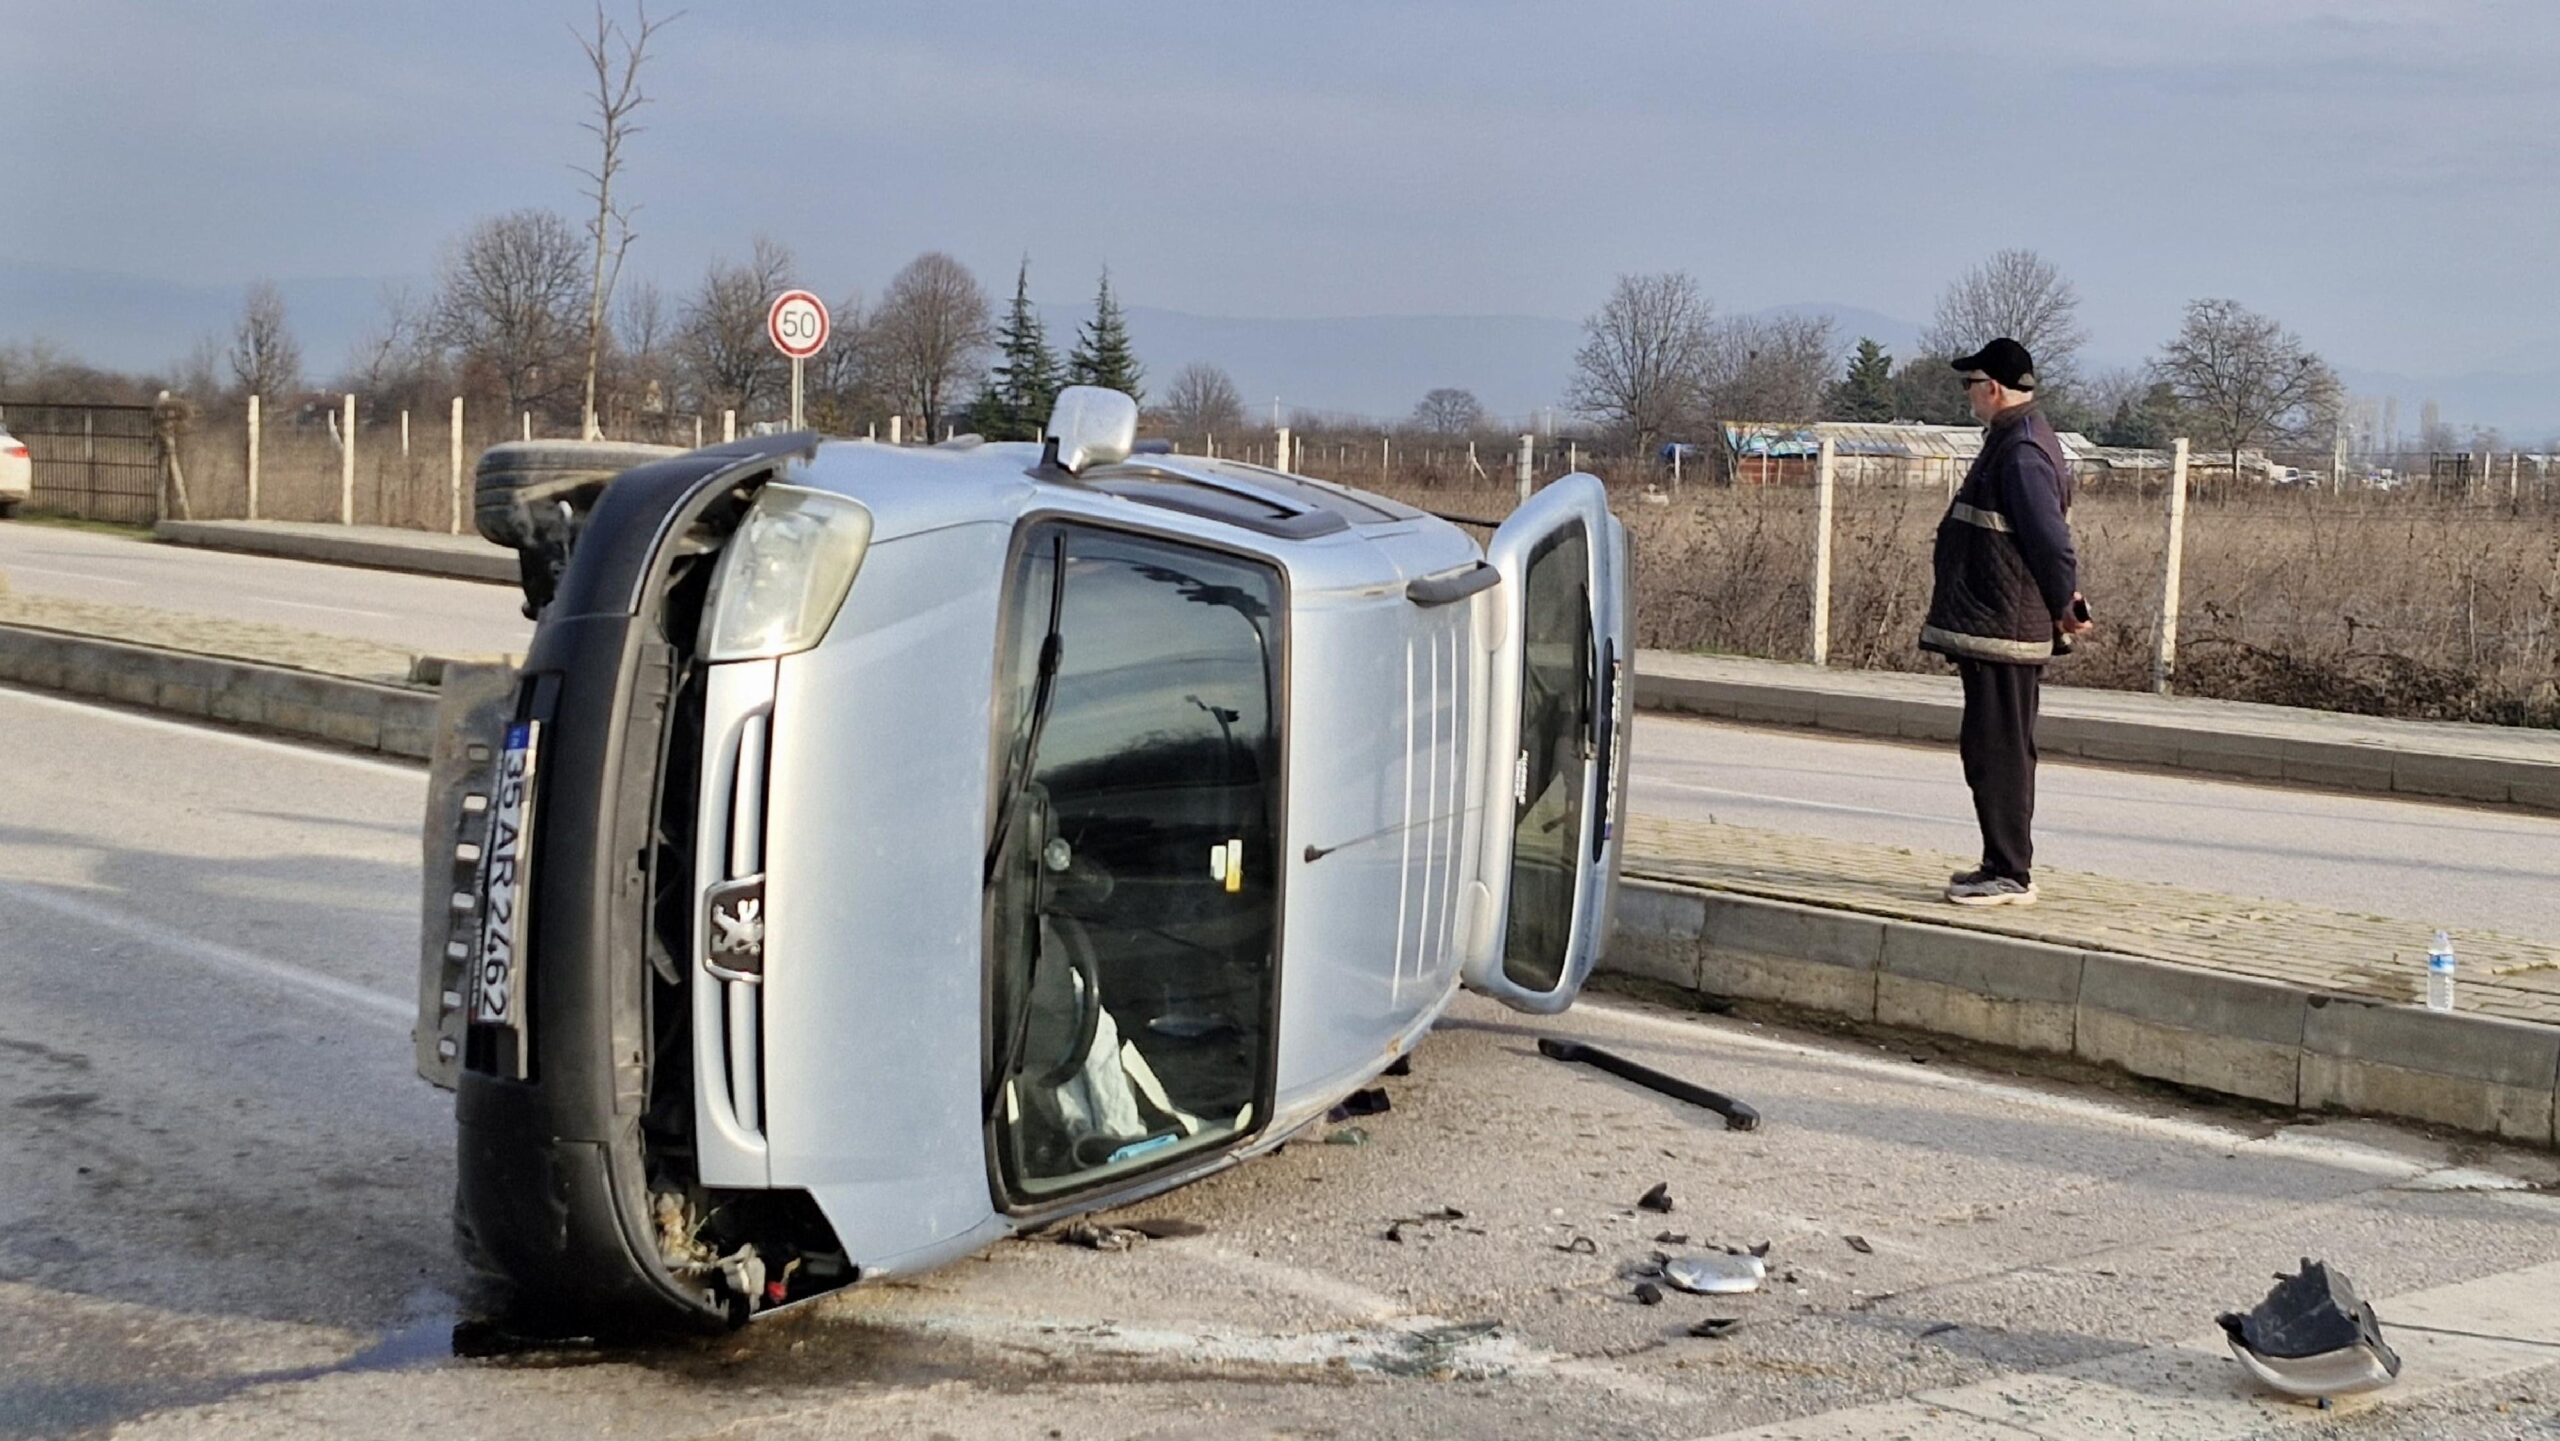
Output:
(44, 392), (2559, 729)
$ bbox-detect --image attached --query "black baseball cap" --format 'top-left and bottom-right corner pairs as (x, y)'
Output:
(1950, 338), (2037, 391)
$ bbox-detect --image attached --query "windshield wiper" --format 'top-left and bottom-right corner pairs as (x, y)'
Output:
(984, 535), (1068, 886)
(983, 536), (1068, 1118)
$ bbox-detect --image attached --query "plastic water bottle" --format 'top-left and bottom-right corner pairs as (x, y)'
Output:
(2425, 930), (2456, 1012)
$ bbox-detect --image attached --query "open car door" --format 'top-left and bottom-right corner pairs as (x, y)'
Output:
(1461, 472), (1631, 1014)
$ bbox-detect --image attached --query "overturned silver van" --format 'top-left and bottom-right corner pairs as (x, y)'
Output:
(416, 388), (1631, 1332)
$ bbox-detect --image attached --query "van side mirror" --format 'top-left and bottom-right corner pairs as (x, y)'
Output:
(1043, 386), (1139, 474)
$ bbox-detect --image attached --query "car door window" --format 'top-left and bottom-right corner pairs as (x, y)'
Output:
(986, 525), (1283, 1201)
(1502, 522), (1592, 993)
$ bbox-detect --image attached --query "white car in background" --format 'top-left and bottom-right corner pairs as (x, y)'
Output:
(0, 422), (30, 517)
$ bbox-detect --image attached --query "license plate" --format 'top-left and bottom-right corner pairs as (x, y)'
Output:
(470, 720), (542, 1030)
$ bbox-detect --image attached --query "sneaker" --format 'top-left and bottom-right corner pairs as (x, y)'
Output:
(1945, 873), (2037, 906)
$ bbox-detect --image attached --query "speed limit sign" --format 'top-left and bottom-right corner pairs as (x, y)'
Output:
(767, 290), (829, 359)
(768, 290), (829, 431)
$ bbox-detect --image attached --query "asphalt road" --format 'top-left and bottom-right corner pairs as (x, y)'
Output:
(2, 687), (2557, 1439)
(1632, 715), (2560, 943)
(0, 521), (531, 658)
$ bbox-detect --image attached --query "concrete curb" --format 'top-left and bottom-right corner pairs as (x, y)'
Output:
(0, 622), (437, 760)
(1635, 666), (2560, 815)
(155, 520), (518, 585)
(1603, 875), (2560, 1150)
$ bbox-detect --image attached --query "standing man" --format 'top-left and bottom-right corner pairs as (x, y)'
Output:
(1921, 338), (2091, 906)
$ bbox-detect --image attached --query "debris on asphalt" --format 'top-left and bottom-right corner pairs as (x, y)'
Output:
(1637, 1182), (1676, 1213)
(1324, 1126), (1370, 1146)
(1057, 1221), (1143, 1251)
(1328, 1087), (1393, 1122)
(1125, 1217), (1206, 1239)
(1385, 1207), (1469, 1244)
(1780, 1271), (1800, 1285)
(1686, 1317), (1743, 1339)
(1748, 1240), (1773, 1257)
(1537, 1038), (1762, 1131)
(1843, 1235), (1874, 1255)
(1383, 1055), (1413, 1077)
(1917, 1322), (1960, 1340)
(1633, 1281), (1665, 1306)
(1654, 1231), (1690, 1245)
(2217, 1259), (2403, 1399)
(1554, 1235), (1598, 1255)
(1663, 1254), (1767, 1295)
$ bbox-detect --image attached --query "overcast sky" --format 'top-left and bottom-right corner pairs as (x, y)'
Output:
(7, 0), (2556, 377)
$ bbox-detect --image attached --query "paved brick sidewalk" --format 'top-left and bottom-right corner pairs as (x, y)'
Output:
(1623, 812), (2560, 1026)
(0, 592), (426, 686)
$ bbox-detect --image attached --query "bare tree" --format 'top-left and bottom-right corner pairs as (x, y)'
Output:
(2153, 298), (2339, 490)
(870, 251), (994, 439)
(1567, 272), (1715, 454)
(431, 209), (591, 417)
(1409, 387), (1485, 436)
(573, 1), (676, 440)
(807, 292), (877, 432)
(345, 283), (436, 406)
(227, 280), (304, 403)
(1702, 313), (1837, 426)
(610, 277), (676, 432)
(1919, 248), (2088, 393)
(1159, 361), (1245, 437)
(673, 236), (795, 418)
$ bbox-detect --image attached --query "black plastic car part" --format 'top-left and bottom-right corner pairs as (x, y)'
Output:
(473, 439), (684, 617)
(453, 433), (827, 1334)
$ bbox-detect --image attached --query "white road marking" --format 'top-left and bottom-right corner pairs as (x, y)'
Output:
(0, 877), (410, 1026)
(1634, 777), (1957, 827)
(1695, 1260), (2560, 1438)
(252, 595), (397, 619)
(1, 563), (142, 586)
(0, 685), (424, 777)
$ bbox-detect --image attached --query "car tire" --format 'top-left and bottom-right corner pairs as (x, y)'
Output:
(475, 439), (683, 615)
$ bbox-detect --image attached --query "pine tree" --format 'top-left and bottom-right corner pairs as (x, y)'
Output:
(1833, 337), (1895, 421)
(975, 258), (1062, 440)
(1067, 268), (1144, 404)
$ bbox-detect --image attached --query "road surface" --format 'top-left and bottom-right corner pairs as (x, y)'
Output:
(1633, 714), (2560, 942)
(0, 520), (531, 658)
(2, 685), (2556, 1438)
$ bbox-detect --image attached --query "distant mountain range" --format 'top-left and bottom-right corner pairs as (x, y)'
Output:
(6, 260), (2552, 441)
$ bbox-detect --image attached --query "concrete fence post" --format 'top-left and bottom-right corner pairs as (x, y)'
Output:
(1811, 438), (1836, 667)
(885, 414), (899, 446)
(1516, 434), (1533, 502)
(401, 409), (411, 459)
(1275, 426), (1291, 474)
(696, 416), (706, 448)
(448, 396), (464, 535)
(2155, 437), (2191, 695)
(340, 393), (356, 525)
(245, 394), (261, 521)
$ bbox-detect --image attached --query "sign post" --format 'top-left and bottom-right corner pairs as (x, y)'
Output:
(766, 289), (830, 431)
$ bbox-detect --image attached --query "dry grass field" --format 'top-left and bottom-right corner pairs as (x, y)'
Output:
(1348, 464), (2560, 729)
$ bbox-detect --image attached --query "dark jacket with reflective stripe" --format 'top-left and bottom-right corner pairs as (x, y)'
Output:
(1920, 402), (2078, 665)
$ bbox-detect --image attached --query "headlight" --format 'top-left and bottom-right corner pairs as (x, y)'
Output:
(702, 485), (875, 662)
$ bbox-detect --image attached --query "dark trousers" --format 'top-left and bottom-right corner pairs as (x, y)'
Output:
(1956, 658), (2042, 882)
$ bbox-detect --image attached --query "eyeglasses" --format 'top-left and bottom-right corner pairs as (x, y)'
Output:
(1961, 376), (1996, 391)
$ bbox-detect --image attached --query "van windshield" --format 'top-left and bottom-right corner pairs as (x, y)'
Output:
(985, 525), (1284, 1201)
